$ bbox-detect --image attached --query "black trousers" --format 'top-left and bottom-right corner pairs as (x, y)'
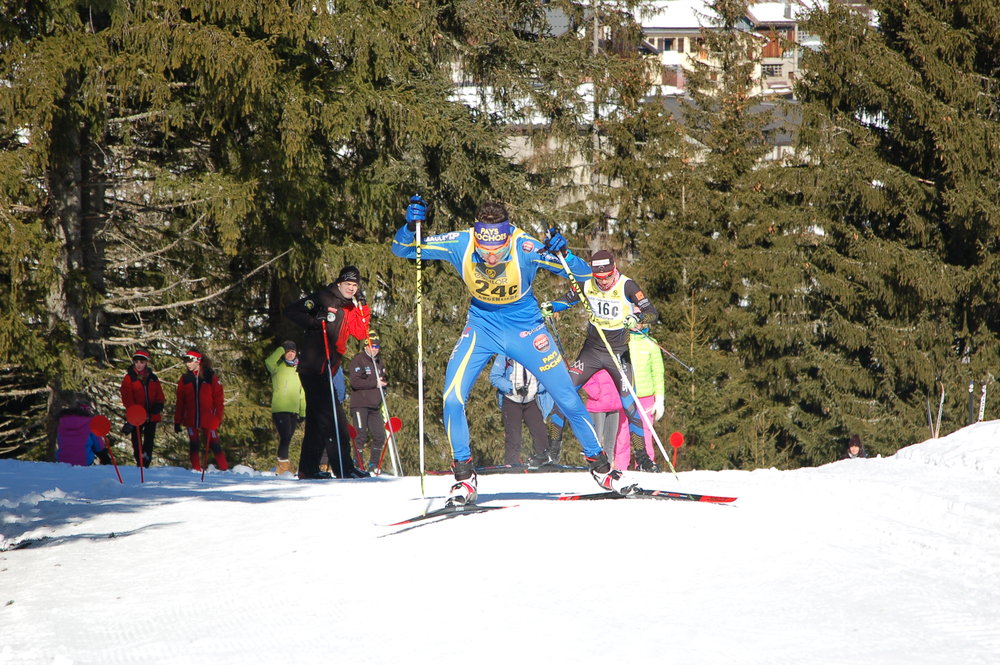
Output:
(350, 406), (386, 468)
(550, 343), (646, 456)
(299, 372), (357, 478)
(130, 422), (157, 468)
(272, 412), (299, 459)
(500, 396), (548, 465)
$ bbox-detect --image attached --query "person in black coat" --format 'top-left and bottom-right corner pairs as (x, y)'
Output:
(284, 266), (371, 479)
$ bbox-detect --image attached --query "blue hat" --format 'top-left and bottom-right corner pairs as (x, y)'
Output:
(473, 220), (511, 249)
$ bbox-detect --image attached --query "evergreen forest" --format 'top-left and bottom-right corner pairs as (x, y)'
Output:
(2, 0), (998, 473)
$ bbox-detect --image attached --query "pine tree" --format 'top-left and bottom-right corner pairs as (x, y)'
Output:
(635, 0), (835, 469)
(0, 1), (611, 466)
(792, 0), (1000, 453)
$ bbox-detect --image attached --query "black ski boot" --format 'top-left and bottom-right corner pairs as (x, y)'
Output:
(446, 458), (478, 506)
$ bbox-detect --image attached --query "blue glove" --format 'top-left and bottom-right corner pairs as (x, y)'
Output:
(406, 195), (427, 231)
(544, 228), (568, 256)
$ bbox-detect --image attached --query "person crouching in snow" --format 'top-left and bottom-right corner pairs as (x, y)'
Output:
(56, 394), (112, 466)
(173, 349), (228, 471)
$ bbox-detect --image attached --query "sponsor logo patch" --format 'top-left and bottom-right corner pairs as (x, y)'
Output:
(427, 232), (461, 242)
(532, 334), (551, 352)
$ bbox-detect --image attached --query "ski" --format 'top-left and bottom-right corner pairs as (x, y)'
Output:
(478, 463), (588, 475)
(385, 503), (514, 527)
(426, 463), (587, 476)
(558, 488), (737, 503)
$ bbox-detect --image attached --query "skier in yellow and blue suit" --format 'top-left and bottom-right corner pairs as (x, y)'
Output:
(392, 197), (635, 505)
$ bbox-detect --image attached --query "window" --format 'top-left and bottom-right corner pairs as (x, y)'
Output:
(762, 64), (783, 77)
(678, 37), (685, 52)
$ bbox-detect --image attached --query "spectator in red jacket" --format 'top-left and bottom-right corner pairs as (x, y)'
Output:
(173, 349), (228, 471)
(119, 349), (166, 468)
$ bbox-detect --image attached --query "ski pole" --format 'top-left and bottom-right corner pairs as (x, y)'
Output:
(549, 240), (678, 479)
(978, 378), (988, 422)
(352, 297), (403, 476)
(543, 316), (567, 361)
(196, 374), (209, 482)
(90, 415), (123, 484)
(376, 414), (403, 474)
(321, 318), (346, 479)
(349, 421), (364, 468)
(414, 197), (427, 495)
(126, 405), (148, 483)
(630, 329), (695, 373)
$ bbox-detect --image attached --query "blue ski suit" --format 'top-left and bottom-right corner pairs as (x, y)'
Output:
(392, 224), (602, 461)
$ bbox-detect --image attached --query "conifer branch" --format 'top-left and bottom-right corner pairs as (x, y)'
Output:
(103, 249), (291, 314)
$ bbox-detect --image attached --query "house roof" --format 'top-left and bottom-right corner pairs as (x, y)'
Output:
(637, 0), (718, 30)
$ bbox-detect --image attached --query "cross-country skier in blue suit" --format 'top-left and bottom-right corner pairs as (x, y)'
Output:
(392, 196), (635, 505)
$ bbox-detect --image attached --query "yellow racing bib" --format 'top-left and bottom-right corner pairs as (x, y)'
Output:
(461, 229), (526, 305)
(584, 278), (631, 329)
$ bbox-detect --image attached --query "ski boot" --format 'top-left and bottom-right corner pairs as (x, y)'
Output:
(586, 451), (637, 495)
(446, 458), (478, 507)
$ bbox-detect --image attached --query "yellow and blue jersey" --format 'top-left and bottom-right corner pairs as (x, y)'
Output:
(391, 223), (604, 460)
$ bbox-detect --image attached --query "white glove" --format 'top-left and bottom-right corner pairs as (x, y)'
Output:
(653, 395), (664, 421)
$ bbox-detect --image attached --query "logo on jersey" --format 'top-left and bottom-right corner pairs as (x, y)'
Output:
(520, 322), (545, 338)
(532, 334), (551, 352)
(538, 349), (562, 372)
(475, 263), (507, 282)
(427, 231), (460, 242)
(521, 240), (536, 253)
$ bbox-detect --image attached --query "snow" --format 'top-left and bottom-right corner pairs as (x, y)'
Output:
(3, 422), (1000, 665)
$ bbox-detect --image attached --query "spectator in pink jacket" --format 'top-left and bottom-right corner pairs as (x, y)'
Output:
(582, 370), (624, 467)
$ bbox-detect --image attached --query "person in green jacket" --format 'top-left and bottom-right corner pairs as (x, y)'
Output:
(613, 329), (665, 472)
(266, 341), (307, 475)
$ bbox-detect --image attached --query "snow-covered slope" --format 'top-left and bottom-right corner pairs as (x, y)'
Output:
(2, 423), (999, 665)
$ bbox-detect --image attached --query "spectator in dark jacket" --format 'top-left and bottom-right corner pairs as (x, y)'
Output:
(347, 331), (388, 472)
(843, 433), (868, 459)
(284, 266), (371, 479)
(119, 349), (165, 468)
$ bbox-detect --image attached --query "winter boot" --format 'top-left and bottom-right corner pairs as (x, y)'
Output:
(299, 470), (333, 480)
(528, 436), (562, 468)
(636, 451), (660, 473)
(275, 459), (292, 475)
(345, 466), (371, 479)
(214, 451), (229, 471)
(586, 451), (637, 495)
(189, 451), (202, 471)
(446, 458), (478, 507)
(526, 450), (551, 469)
